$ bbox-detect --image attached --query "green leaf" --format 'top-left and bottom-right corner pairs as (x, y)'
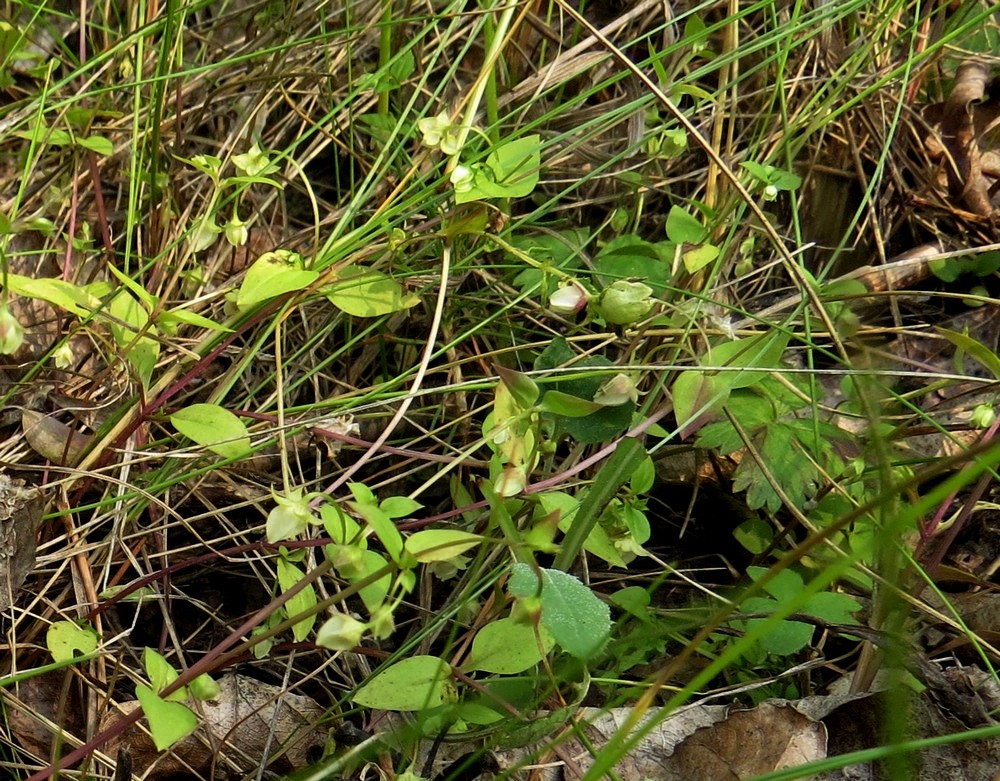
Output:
(277, 558), (317, 642)
(554, 437), (647, 571)
(404, 530), (482, 563)
(488, 135), (541, 196)
(456, 135), (541, 203)
(236, 251), (319, 311)
(78, 135), (113, 155)
(135, 684), (198, 751)
(537, 390), (603, 417)
(5, 275), (100, 317)
(936, 327), (1000, 380)
(733, 518), (773, 554)
(466, 617), (554, 674)
(509, 564), (611, 659)
(682, 243), (719, 274)
(748, 566), (803, 602)
(610, 586), (651, 622)
(350, 497), (403, 563)
(593, 235), (672, 293)
(107, 291), (159, 388)
(742, 597), (813, 656)
(671, 370), (727, 434)
(665, 205), (708, 244)
(188, 674), (221, 702)
(380, 495), (423, 519)
(170, 403), (252, 459)
(158, 308), (233, 332)
(495, 365), (540, 408)
(325, 267), (418, 317)
(708, 332), (791, 389)
(46, 621), (98, 663)
(534, 339), (635, 443)
(630, 455), (655, 494)
(143, 648), (186, 701)
(354, 549), (393, 613)
(803, 591), (862, 626)
(352, 656), (453, 710)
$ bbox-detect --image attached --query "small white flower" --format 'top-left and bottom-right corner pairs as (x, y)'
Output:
(188, 217), (221, 253)
(266, 488), (317, 543)
(549, 281), (589, 315)
(232, 143), (271, 177)
(417, 111), (452, 148)
(316, 612), (367, 651)
(495, 465), (526, 497)
(450, 164), (474, 193)
(52, 342), (75, 369)
(224, 216), (248, 247)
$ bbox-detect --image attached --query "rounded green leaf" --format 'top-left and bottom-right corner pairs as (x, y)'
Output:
(466, 617), (553, 674)
(170, 403), (251, 459)
(353, 655), (452, 711)
(325, 268), (418, 317)
(509, 564), (611, 659)
(46, 621), (98, 663)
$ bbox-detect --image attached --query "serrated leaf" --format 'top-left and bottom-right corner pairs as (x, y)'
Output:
(46, 621), (98, 663)
(236, 251), (318, 311)
(466, 617), (554, 674)
(170, 403), (252, 459)
(508, 564), (610, 659)
(135, 684), (198, 751)
(353, 656), (453, 710)
(325, 268), (418, 317)
(404, 530), (482, 562)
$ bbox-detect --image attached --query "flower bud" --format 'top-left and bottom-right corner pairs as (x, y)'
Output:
(0, 305), (25, 355)
(549, 281), (588, 315)
(316, 612), (367, 651)
(595, 280), (654, 325)
(593, 373), (639, 406)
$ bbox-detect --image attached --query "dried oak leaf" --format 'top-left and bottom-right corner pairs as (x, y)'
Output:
(102, 673), (327, 779)
(0, 474), (44, 611)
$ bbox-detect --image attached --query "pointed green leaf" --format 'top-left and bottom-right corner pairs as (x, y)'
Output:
(135, 684), (198, 751)
(404, 530), (482, 563)
(170, 403), (252, 459)
(236, 251), (318, 311)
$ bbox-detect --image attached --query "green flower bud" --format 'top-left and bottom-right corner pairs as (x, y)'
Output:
(0, 305), (25, 354)
(595, 280), (654, 325)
